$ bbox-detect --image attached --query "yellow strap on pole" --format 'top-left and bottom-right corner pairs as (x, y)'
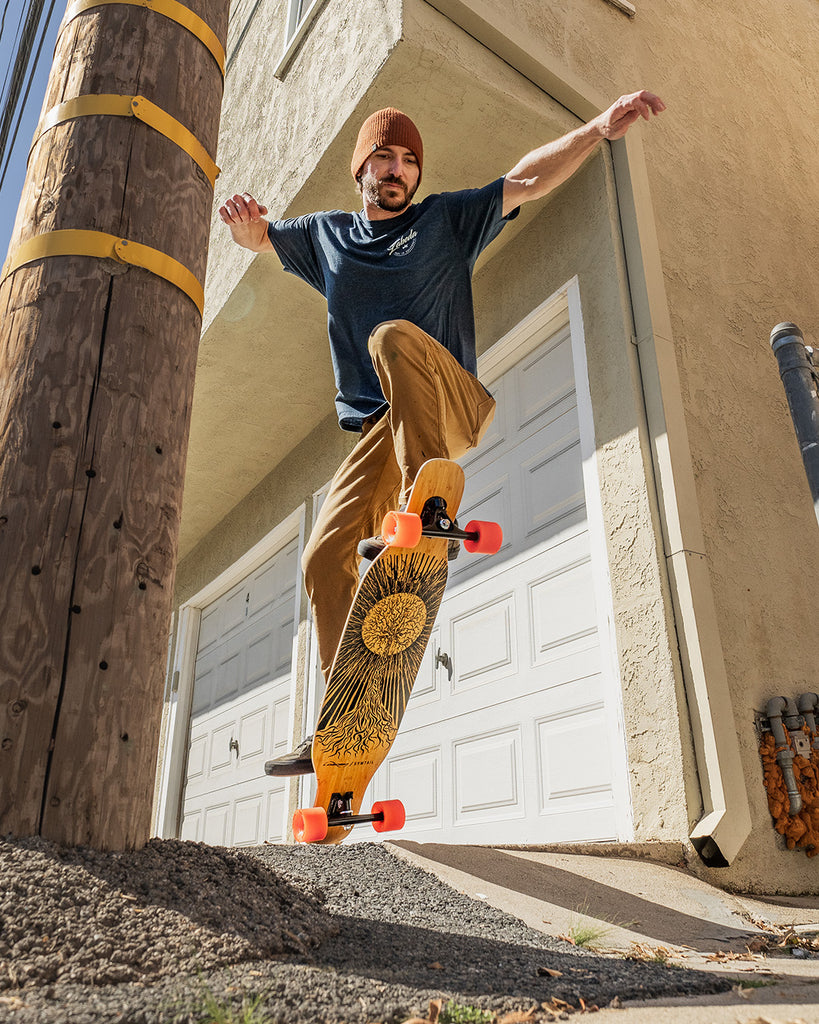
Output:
(60, 0), (226, 76)
(132, 95), (219, 186)
(113, 237), (204, 314)
(1, 230), (204, 316)
(33, 94), (220, 187)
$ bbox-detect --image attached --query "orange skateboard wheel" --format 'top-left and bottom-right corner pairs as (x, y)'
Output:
(371, 799), (406, 833)
(463, 519), (503, 554)
(293, 806), (329, 843)
(381, 510), (422, 548)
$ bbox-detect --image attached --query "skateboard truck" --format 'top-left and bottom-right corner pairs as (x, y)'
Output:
(382, 495), (503, 553)
(293, 793), (407, 842)
(327, 791), (390, 828)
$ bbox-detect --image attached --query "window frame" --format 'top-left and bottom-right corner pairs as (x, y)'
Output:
(274, 0), (327, 78)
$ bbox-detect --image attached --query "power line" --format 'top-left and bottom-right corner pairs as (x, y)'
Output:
(0, 0), (30, 112)
(0, 0), (58, 190)
(0, 0), (15, 49)
(0, 0), (47, 178)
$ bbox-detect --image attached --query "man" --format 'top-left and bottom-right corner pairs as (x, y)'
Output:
(219, 91), (665, 775)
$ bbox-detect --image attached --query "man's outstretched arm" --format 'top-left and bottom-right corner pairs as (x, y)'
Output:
(218, 192), (274, 252)
(502, 90), (665, 217)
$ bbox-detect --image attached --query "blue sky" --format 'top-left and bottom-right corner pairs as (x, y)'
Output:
(0, 1), (61, 262)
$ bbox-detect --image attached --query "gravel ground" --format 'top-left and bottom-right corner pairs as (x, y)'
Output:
(0, 836), (732, 1023)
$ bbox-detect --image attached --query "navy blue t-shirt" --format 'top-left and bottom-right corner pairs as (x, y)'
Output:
(267, 176), (518, 431)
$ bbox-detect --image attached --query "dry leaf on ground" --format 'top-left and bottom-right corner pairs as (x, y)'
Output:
(498, 1006), (538, 1023)
(705, 950), (759, 962)
(402, 998), (443, 1024)
(542, 996), (575, 1013)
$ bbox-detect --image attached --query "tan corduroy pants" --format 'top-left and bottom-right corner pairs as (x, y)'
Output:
(302, 319), (496, 683)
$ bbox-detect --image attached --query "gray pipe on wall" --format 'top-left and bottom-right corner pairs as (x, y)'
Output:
(770, 323), (819, 528)
(798, 692), (819, 750)
(766, 696), (803, 815)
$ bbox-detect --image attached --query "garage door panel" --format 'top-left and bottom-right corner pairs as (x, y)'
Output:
(424, 650), (605, 723)
(266, 786), (287, 842)
(245, 606), (294, 682)
(513, 330), (575, 435)
(191, 661), (215, 715)
(233, 793), (263, 846)
(203, 802), (230, 845)
(181, 540), (299, 847)
(210, 721), (236, 775)
(186, 733), (207, 783)
(454, 727), (524, 823)
(197, 603), (222, 654)
(409, 626), (442, 707)
(449, 593), (516, 691)
(386, 746), (442, 828)
(274, 611), (296, 674)
(214, 645), (242, 704)
(536, 804), (619, 844)
(271, 695), (291, 753)
(238, 705), (267, 763)
(180, 808), (201, 842)
(236, 682), (289, 783)
(246, 629), (275, 688)
(522, 438), (585, 540)
(537, 706), (614, 809)
(223, 586), (248, 636)
(529, 558), (599, 664)
(250, 539), (298, 615)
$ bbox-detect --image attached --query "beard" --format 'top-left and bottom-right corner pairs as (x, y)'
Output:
(360, 172), (418, 213)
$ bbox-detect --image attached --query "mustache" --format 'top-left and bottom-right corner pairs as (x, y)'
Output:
(380, 175), (407, 188)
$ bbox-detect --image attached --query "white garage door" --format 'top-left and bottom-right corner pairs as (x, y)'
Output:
(354, 297), (631, 844)
(180, 537), (300, 846)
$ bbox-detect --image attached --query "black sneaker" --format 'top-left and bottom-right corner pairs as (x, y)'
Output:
(264, 735), (314, 777)
(358, 535), (387, 561)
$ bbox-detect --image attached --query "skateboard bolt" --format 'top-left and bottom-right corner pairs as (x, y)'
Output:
(440, 518), (452, 530)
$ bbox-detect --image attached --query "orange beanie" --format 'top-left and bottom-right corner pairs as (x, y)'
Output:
(350, 108), (423, 183)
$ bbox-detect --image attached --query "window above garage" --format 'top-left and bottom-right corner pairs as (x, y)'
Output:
(275, 0), (328, 77)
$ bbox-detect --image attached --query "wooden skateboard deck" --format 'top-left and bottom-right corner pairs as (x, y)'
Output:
(302, 458), (465, 845)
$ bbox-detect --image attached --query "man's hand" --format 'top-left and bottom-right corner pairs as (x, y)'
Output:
(218, 192), (274, 252)
(592, 90), (666, 141)
(502, 89), (665, 216)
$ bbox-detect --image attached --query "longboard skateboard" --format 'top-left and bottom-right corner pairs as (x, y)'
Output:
(292, 458), (502, 844)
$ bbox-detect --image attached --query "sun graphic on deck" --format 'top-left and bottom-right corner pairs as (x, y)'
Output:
(361, 593), (427, 655)
(316, 550), (449, 755)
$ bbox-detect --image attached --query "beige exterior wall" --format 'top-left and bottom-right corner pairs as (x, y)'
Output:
(640, 1), (819, 891)
(168, 0), (819, 891)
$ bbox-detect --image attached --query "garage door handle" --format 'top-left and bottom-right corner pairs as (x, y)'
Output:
(436, 648), (453, 681)
(229, 737), (239, 758)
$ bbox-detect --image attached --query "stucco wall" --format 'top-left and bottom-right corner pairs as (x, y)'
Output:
(203, 0), (404, 333)
(639, 0), (819, 892)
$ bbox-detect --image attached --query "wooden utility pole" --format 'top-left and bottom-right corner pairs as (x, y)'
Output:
(0, 0), (229, 849)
